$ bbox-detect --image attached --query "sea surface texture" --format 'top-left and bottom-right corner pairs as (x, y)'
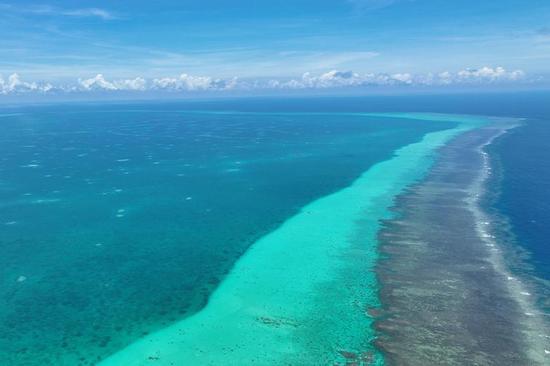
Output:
(0, 106), (455, 365)
(1, 99), (548, 366)
(488, 119), (550, 283)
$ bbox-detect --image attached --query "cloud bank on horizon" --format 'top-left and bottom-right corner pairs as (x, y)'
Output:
(0, 67), (529, 95)
(0, 0), (548, 97)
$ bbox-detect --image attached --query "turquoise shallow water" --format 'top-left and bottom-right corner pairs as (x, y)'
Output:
(0, 105), (458, 365)
(98, 113), (485, 366)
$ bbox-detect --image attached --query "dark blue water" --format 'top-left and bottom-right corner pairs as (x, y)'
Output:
(490, 119), (550, 281)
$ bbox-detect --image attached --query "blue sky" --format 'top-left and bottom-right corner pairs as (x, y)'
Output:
(1, 0), (550, 94)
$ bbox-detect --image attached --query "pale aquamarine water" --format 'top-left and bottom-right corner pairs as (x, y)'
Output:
(0, 104), (458, 365)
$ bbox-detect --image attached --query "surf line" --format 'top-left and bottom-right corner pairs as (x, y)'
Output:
(468, 120), (549, 362)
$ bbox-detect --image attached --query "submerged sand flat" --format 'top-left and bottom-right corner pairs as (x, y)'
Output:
(98, 114), (486, 366)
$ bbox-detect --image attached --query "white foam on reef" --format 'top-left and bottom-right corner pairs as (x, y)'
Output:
(98, 113), (486, 366)
(466, 120), (549, 363)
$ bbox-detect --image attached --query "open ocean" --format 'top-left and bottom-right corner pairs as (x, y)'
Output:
(489, 119), (550, 281)
(0, 93), (548, 365)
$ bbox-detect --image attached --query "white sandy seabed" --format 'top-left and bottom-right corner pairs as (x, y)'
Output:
(97, 113), (486, 366)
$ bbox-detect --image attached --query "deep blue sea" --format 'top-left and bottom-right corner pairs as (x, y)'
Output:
(0, 92), (548, 365)
(490, 119), (550, 281)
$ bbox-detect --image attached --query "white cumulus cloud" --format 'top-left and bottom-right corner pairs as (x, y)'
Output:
(454, 66), (525, 82)
(78, 74), (147, 91)
(269, 66), (526, 89)
(152, 73), (238, 91)
(272, 70), (421, 89)
(0, 67), (530, 96)
(0, 73), (53, 94)
(78, 74), (117, 90)
(113, 77), (147, 91)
